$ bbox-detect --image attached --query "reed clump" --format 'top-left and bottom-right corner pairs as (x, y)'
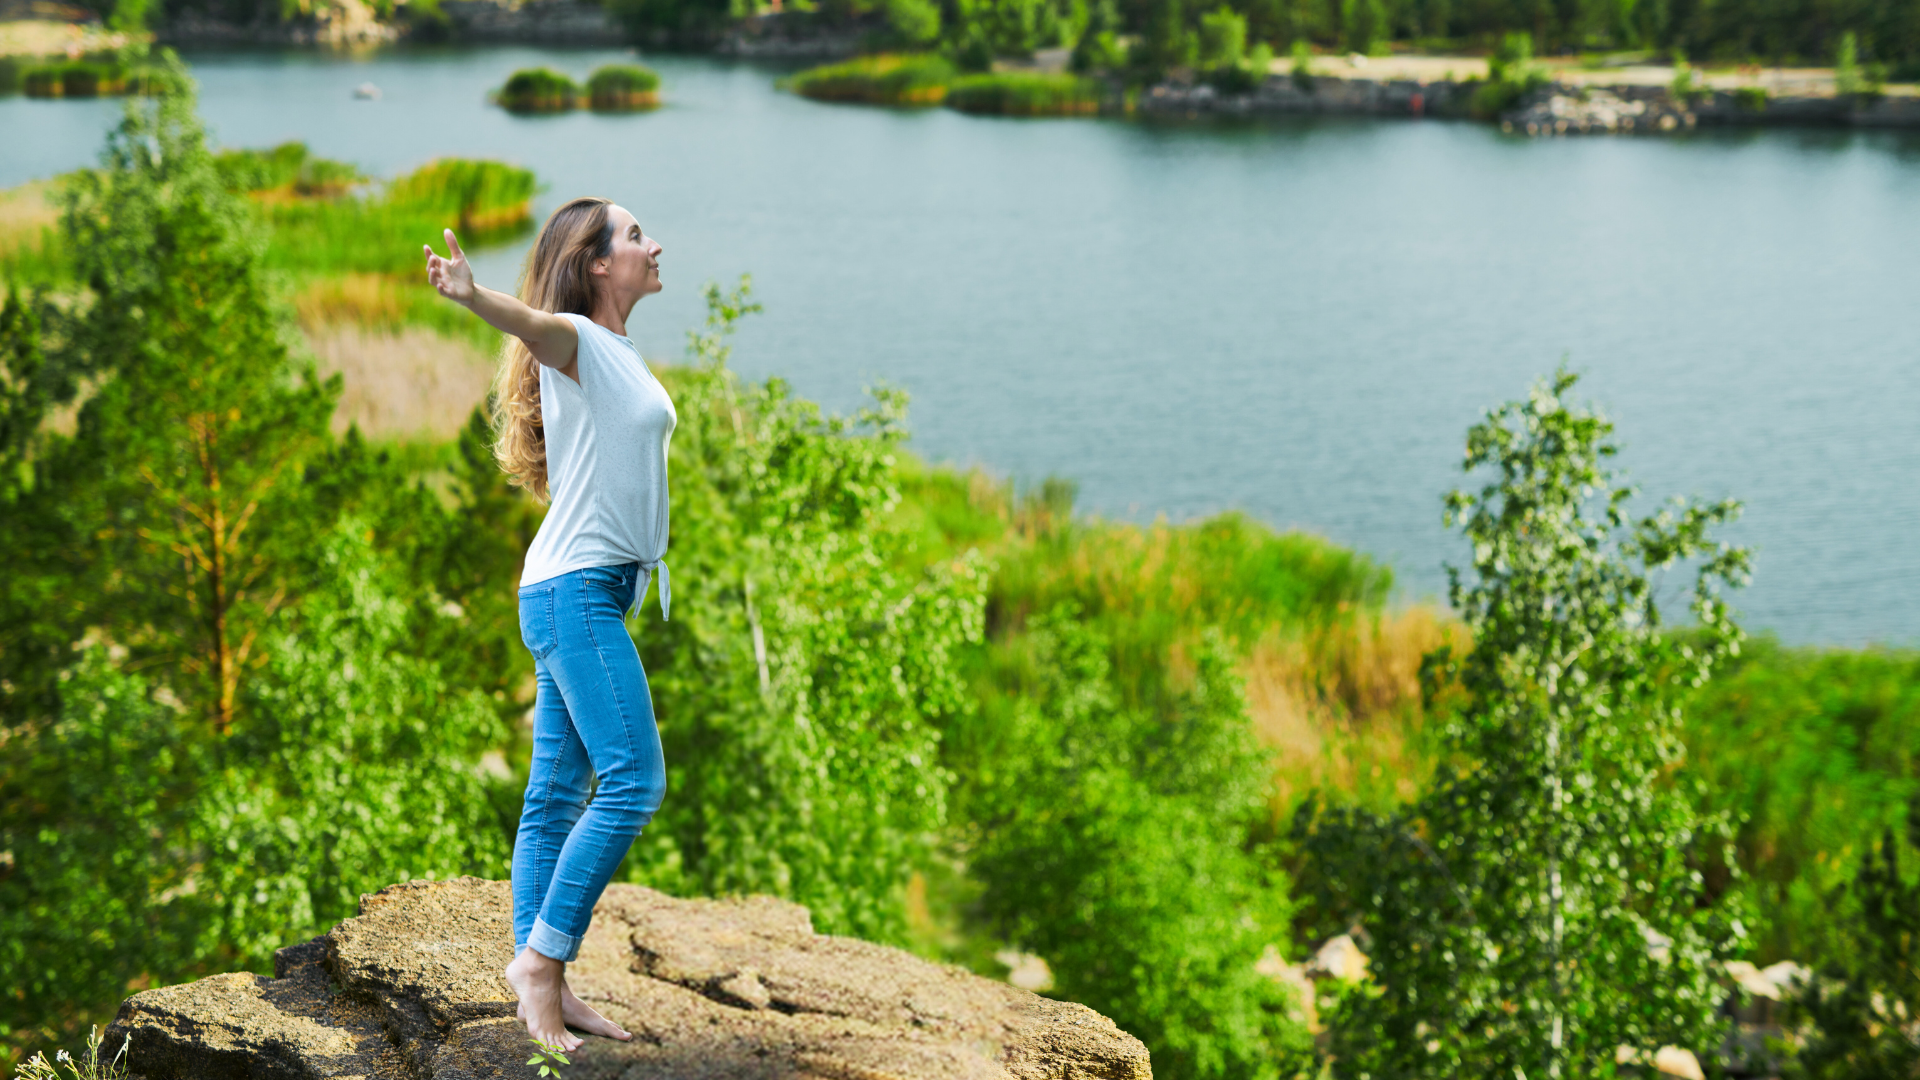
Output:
(494, 67), (580, 113)
(216, 142), (365, 199)
(257, 157), (536, 277)
(945, 72), (1104, 115)
(785, 53), (956, 105)
(22, 60), (154, 98)
(586, 64), (662, 110)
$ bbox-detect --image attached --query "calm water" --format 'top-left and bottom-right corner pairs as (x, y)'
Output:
(5, 48), (1918, 645)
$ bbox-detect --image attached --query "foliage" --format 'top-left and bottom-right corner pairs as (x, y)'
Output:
(525, 1038), (572, 1077)
(254, 157), (536, 278)
(1289, 38), (1313, 89)
(620, 279), (989, 942)
(1783, 800), (1920, 1080)
(213, 141), (364, 197)
(1474, 31), (1547, 116)
(1069, 0), (1125, 70)
(951, 607), (1314, 1080)
(21, 61), (153, 99)
(1197, 5), (1273, 90)
(1338, 0), (1387, 55)
(1296, 368), (1752, 1078)
(585, 63), (663, 109)
(494, 67), (580, 112)
(884, 0), (945, 45)
(784, 52), (956, 103)
(0, 58), (514, 1062)
(1685, 640), (1920, 964)
(945, 70), (1103, 112)
(1669, 47), (1704, 103)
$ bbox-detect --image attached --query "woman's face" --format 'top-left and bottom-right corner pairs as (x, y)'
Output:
(597, 205), (663, 304)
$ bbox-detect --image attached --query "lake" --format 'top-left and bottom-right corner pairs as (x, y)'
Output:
(4, 47), (1917, 645)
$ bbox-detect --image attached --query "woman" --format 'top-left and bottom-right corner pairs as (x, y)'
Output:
(423, 197), (673, 1051)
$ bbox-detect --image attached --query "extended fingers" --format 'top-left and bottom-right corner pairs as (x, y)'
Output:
(444, 228), (466, 261)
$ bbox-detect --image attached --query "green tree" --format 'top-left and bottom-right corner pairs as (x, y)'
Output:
(1199, 5), (1249, 66)
(1299, 368), (1752, 1078)
(10, 54), (336, 737)
(0, 60), (515, 1060)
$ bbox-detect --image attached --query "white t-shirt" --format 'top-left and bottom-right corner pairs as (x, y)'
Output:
(518, 314), (677, 616)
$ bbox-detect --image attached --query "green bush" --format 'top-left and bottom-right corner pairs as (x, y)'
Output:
(785, 53), (957, 105)
(586, 63), (662, 109)
(494, 66), (579, 112)
(952, 608), (1314, 1080)
(1473, 31), (1548, 116)
(884, 0), (943, 46)
(945, 71), (1103, 114)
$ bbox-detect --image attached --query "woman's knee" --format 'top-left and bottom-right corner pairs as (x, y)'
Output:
(520, 768), (591, 819)
(593, 764), (667, 827)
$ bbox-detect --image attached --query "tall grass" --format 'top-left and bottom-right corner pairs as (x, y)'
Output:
(0, 180), (62, 284)
(260, 156), (536, 277)
(215, 142), (364, 198)
(945, 72), (1104, 115)
(784, 53), (956, 105)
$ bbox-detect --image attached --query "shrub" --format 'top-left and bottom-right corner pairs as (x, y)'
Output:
(785, 53), (956, 105)
(585, 63), (662, 110)
(1290, 38), (1314, 90)
(1735, 84), (1769, 110)
(884, 0), (943, 46)
(1473, 31), (1547, 116)
(494, 67), (579, 112)
(944, 71), (1102, 114)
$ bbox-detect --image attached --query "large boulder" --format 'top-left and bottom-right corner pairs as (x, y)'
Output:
(107, 878), (1152, 1080)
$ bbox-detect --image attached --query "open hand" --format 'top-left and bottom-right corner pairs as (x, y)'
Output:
(424, 228), (476, 305)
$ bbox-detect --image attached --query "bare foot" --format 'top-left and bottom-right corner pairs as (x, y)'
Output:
(505, 949), (581, 1052)
(561, 978), (632, 1041)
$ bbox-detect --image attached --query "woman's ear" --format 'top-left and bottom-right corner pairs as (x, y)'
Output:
(590, 258), (610, 277)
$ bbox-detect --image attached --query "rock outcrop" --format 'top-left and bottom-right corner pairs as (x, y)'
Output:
(106, 878), (1152, 1080)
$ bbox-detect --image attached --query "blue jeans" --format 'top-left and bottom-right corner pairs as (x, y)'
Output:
(513, 563), (666, 963)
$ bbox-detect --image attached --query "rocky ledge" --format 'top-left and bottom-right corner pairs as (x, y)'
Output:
(104, 877), (1150, 1080)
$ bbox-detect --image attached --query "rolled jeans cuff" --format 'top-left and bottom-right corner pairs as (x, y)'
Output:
(526, 917), (583, 963)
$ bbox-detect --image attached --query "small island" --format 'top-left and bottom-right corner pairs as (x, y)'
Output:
(493, 62), (662, 113)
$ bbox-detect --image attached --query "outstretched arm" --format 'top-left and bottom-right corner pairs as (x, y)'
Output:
(424, 228), (579, 375)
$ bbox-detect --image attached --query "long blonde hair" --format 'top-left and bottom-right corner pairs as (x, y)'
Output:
(491, 196), (615, 501)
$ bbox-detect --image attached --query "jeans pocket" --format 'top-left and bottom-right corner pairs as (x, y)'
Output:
(518, 585), (558, 659)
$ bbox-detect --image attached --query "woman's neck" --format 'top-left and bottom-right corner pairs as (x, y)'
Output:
(589, 294), (632, 338)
